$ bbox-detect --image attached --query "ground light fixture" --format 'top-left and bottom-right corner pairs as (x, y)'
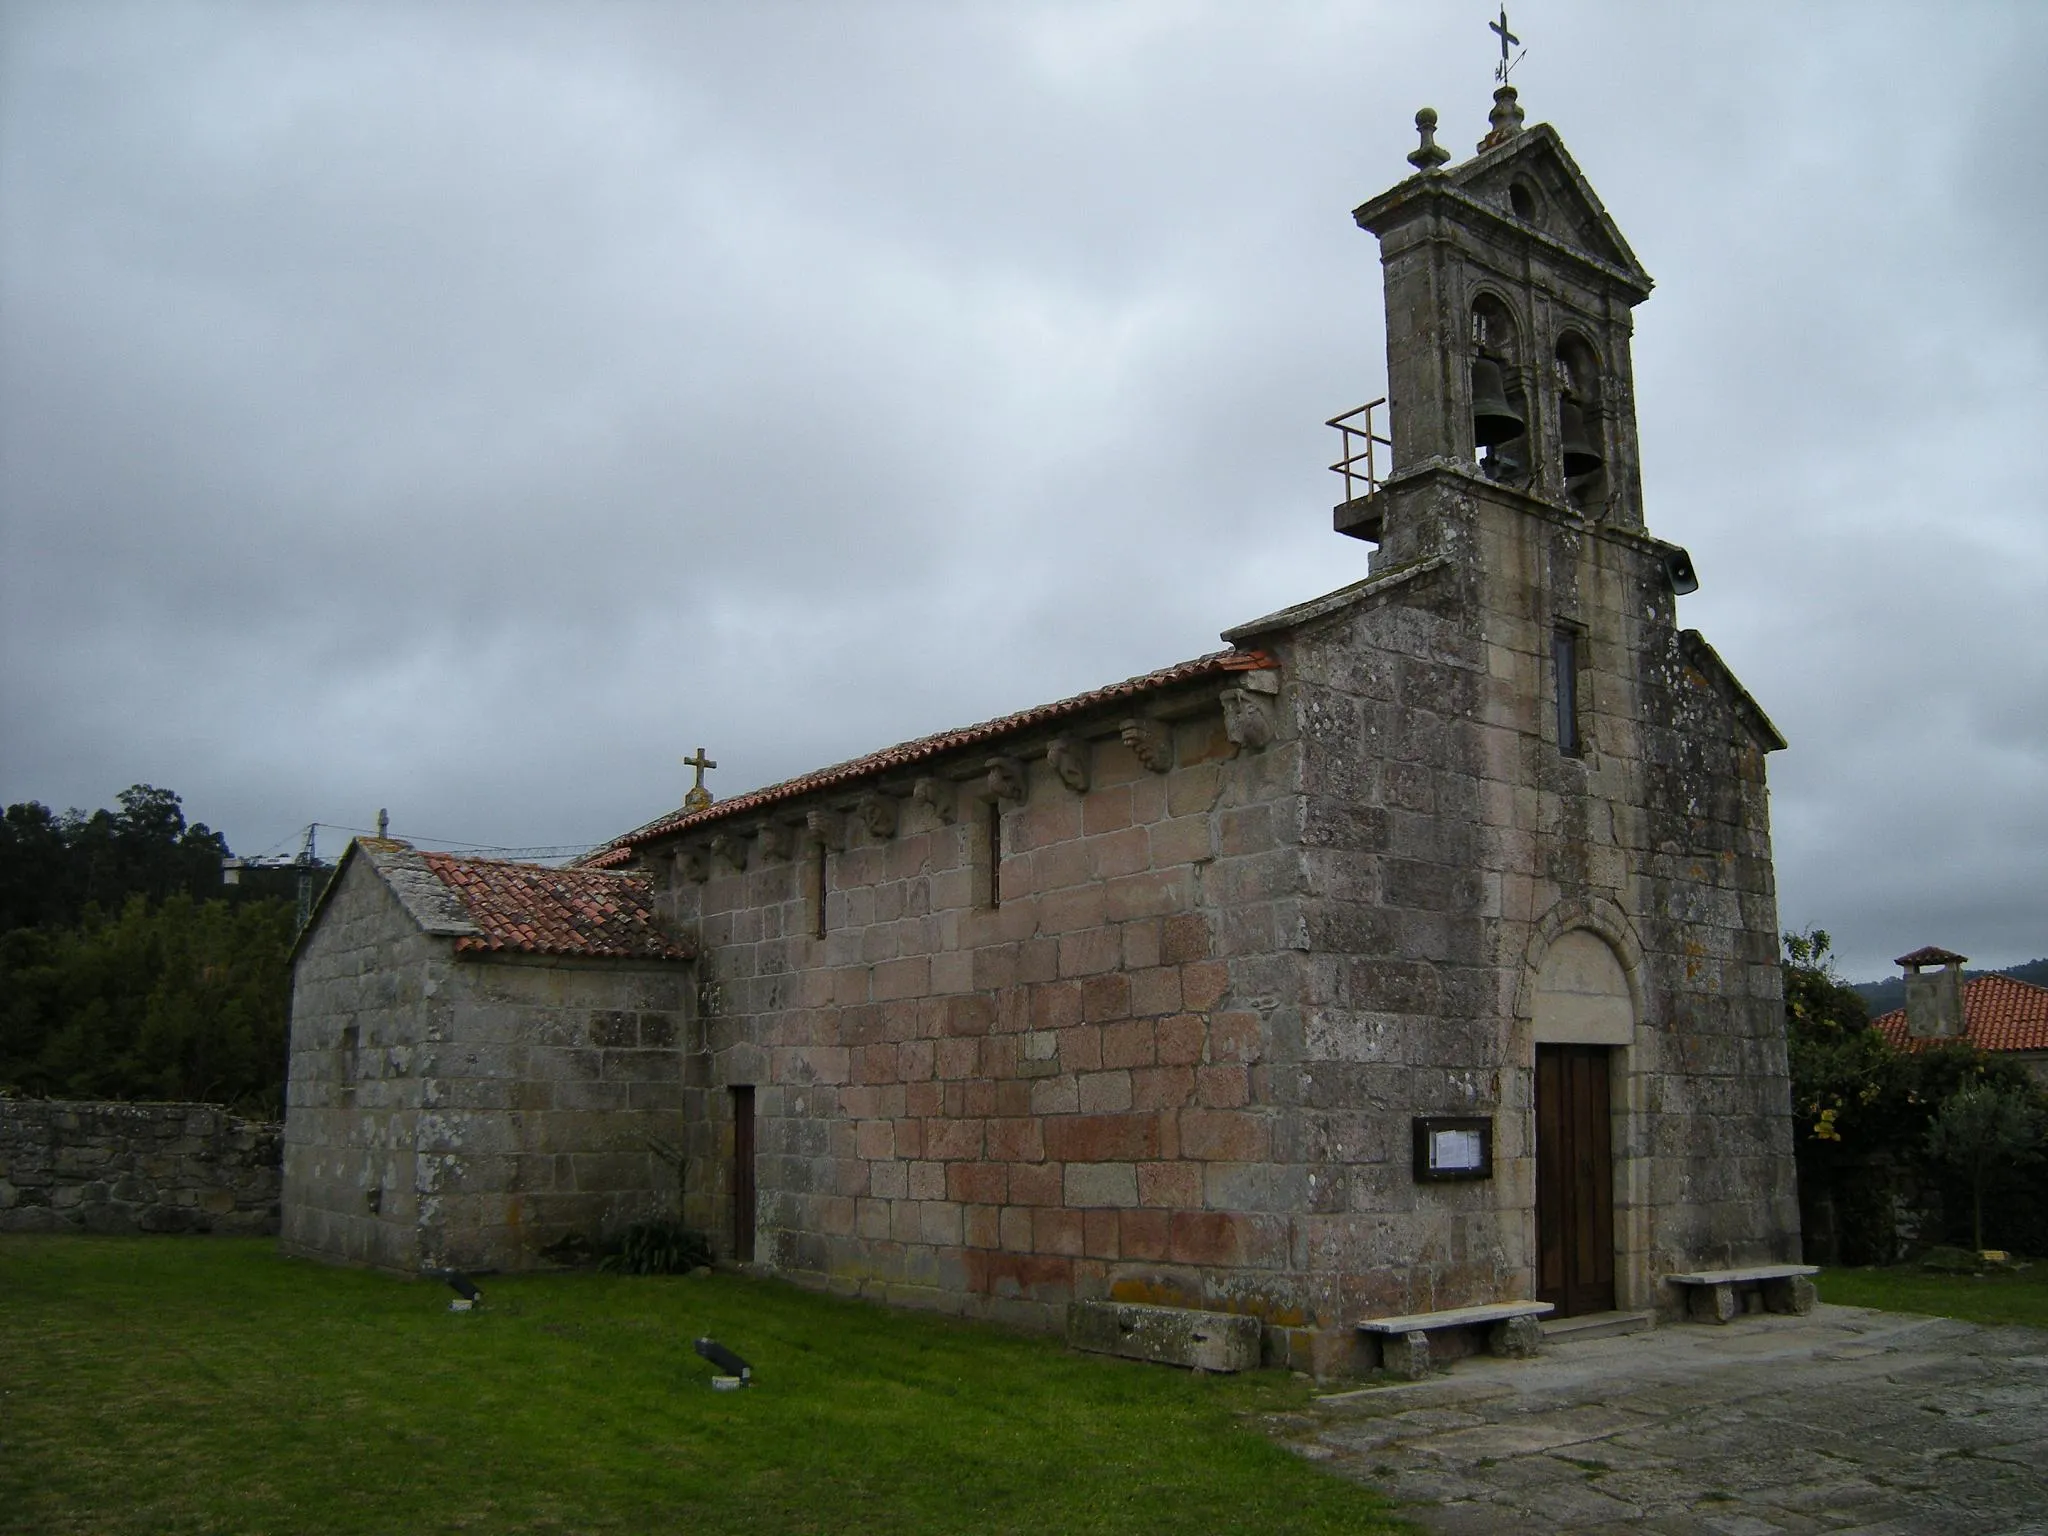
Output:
(443, 1271), (483, 1311)
(694, 1337), (753, 1389)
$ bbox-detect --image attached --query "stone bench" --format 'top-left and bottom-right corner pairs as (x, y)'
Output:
(1666, 1264), (1818, 1324)
(1357, 1301), (1554, 1380)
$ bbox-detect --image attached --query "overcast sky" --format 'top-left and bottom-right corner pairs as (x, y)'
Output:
(2, 1), (2041, 981)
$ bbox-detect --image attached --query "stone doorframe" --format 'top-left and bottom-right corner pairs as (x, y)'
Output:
(1512, 899), (1652, 1313)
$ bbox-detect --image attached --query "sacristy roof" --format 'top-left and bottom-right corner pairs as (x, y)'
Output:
(299, 837), (692, 963)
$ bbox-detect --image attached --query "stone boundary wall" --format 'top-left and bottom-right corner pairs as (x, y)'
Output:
(0, 1099), (282, 1236)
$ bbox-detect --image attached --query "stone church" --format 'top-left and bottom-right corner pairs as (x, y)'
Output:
(283, 86), (1801, 1371)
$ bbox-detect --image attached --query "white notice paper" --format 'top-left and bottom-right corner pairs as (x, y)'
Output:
(1431, 1128), (1483, 1171)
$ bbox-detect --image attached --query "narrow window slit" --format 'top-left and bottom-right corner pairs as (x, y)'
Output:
(1554, 625), (1582, 757)
(986, 801), (1003, 908)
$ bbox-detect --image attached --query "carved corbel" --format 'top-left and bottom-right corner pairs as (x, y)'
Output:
(675, 845), (711, 883)
(858, 793), (898, 841)
(1220, 688), (1276, 751)
(912, 775), (957, 824)
(805, 807), (844, 851)
(709, 832), (747, 873)
(756, 822), (793, 862)
(1120, 716), (1173, 774)
(984, 756), (1027, 804)
(1046, 735), (1089, 794)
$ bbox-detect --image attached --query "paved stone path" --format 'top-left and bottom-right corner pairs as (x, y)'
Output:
(1269, 1306), (2048, 1534)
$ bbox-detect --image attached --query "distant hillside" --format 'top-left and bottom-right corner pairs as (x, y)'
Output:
(1852, 957), (2048, 1018)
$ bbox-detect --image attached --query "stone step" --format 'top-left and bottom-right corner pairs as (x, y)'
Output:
(1540, 1309), (1654, 1342)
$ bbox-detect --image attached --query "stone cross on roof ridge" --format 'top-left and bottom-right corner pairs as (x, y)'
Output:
(683, 746), (717, 811)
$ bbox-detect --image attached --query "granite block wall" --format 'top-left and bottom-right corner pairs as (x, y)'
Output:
(283, 856), (696, 1273)
(661, 698), (1319, 1339)
(0, 1099), (280, 1236)
(656, 510), (1797, 1361)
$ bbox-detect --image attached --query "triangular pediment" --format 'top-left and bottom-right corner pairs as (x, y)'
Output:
(1448, 124), (1652, 296)
(1356, 119), (1654, 304)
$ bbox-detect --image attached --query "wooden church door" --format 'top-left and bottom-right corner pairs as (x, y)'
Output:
(1536, 1044), (1616, 1316)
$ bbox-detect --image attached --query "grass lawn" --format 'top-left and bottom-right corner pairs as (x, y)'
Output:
(1818, 1263), (2048, 1330)
(0, 1236), (1407, 1535)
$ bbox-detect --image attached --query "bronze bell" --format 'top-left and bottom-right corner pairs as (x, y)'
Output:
(1470, 357), (1524, 447)
(1559, 400), (1604, 478)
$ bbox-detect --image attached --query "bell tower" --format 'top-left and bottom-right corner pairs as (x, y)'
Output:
(1337, 85), (1663, 548)
(1300, 69), (1797, 1320)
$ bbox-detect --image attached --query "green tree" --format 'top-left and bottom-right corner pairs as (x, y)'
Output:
(1784, 928), (2048, 1258)
(1926, 1082), (2043, 1252)
(0, 801), (71, 931)
(0, 784), (234, 931)
(0, 890), (295, 1113)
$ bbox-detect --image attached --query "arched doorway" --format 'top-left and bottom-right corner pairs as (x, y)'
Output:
(1531, 930), (1633, 1316)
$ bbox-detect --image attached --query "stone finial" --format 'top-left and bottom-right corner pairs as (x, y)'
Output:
(1407, 107), (1451, 171)
(1046, 736), (1090, 795)
(1478, 85), (1525, 151)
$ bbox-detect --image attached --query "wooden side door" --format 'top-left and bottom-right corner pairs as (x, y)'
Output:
(731, 1084), (756, 1263)
(1536, 1044), (1616, 1316)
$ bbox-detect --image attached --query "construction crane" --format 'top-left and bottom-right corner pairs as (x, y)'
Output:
(220, 822), (327, 931)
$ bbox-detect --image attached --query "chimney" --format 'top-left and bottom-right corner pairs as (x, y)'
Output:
(1896, 945), (1968, 1040)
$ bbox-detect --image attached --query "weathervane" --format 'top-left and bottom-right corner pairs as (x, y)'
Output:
(1490, 5), (1525, 84)
(682, 746), (717, 812)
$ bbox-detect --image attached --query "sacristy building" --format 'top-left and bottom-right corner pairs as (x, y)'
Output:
(283, 87), (1802, 1370)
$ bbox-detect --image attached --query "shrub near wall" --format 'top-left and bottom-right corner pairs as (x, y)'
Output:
(0, 1099), (281, 1235)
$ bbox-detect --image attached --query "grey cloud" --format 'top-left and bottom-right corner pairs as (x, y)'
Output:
(2, 1), (2041, 980)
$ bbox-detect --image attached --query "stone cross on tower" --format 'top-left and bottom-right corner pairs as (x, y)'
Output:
(682, 747), (717, 812)
(1490, 6), (1524, 83)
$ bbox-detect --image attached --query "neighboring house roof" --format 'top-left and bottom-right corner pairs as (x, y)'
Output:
(583, 647), (1277, 868)
(297, 837), (692, 963)
(1872, 975), (2048, 1056)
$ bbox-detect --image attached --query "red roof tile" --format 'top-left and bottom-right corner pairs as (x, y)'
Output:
(1871, 975), (2048, 1055)
(584, 647), (1276, 868)
(420, 853), (691, 961)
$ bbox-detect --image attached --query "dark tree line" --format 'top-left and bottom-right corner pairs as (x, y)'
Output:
(0, 787), (305, 1115)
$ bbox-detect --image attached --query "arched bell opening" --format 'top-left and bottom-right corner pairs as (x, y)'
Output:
(1554, 333), (1608, 511)
(1470, 294), (1529, 485)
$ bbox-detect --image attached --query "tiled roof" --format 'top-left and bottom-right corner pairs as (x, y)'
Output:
(415, 852), (691, 960)
(1872, 975), (2048, 1055)
(1895, 944), (1968, 968)
(584, 647), (1276, 868)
